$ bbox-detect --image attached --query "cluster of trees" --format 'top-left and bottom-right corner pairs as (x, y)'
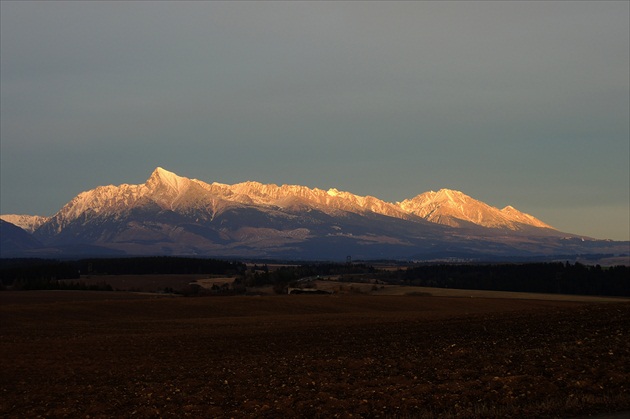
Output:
(76, 256), (245, 275)
(242, 261), (629, 296)
(0, 257), (245, 290)
(0, 259), (80, 288)
(384, 262), (630, 296)
(241, 263), (376, 293)
(2, 257), (628, 297)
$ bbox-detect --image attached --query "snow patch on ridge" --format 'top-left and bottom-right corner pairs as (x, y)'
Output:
(327, 188), (341, 197)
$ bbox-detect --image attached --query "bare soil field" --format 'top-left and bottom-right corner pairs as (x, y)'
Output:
(1, 292), (629, 418)
(67, 274), (212, 293)
(313, 280), (630, 303)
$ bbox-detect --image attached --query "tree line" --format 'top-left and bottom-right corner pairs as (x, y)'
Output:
(241, 263), (376, 293)
(383, 262), (629, 297)
(0, 257), (245, 290)
(242, 261), (629, 297)
(1, 257), (628, 297)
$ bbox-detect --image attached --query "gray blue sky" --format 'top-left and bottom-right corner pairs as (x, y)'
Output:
(1, 1), (628, 240)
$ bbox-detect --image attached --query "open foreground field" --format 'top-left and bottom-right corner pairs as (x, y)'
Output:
(1, 291), (629, 418)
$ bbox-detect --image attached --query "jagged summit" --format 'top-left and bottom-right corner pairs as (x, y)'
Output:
(150, 166), (176, 180)
(398, 188), (553, 230)
(6, 166), (602, 260)
(432, 188), (469, 199)
(3, 168), (556, 235)
(0, 214), (50, 233)
(146, 167), (189, 192)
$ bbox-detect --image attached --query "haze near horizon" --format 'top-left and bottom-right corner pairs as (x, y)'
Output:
(1, 1), (628, 240)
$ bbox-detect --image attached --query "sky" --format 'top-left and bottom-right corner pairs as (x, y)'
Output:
(1, 1), (628, 241)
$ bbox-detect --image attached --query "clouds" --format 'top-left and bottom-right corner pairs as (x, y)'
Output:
(1, 1), (628, 239)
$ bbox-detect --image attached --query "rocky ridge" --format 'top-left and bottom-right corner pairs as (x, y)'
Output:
(38, 167), (552, 231)
(3, 167), (626, 260)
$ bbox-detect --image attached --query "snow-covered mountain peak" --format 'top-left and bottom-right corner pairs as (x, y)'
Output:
(395, 188), (554, 230)
(146, 167), (190, 194)
(153, 166), (175, 176)
(0, 214), (50, 233)
(7, 166), (621, 259)
(433, 189), (470, 202)
(397, 189), (470, 209)
(25, 167), (558, 243)
(148, 167), (184, 187)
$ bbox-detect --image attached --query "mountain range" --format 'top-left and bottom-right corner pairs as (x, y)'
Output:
(1, 167), (627, 261)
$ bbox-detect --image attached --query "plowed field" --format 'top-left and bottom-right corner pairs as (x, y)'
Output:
(1, 291), (629, 418)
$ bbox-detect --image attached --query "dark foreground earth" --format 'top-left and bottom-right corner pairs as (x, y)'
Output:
(1, 291), (629, 418)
